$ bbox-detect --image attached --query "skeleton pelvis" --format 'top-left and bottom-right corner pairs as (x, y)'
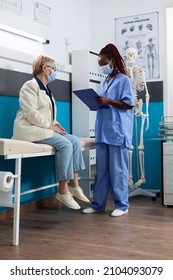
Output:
(135, 99), (143, 114)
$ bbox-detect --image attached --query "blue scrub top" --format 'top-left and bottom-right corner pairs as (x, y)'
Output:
(95, 72), (135, 148)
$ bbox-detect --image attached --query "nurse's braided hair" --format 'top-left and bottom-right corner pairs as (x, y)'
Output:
(99, 43), (127, 76)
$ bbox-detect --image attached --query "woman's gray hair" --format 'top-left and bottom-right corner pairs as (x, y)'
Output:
(32, 55), (55, 75)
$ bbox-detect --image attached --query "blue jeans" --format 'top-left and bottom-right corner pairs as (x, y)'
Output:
(35, 133), (85, 181)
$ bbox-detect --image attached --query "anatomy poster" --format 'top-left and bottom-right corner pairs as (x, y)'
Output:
(115, 12), (159, 80)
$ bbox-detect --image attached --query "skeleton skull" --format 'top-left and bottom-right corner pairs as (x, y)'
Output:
(126, 47), (138, 64)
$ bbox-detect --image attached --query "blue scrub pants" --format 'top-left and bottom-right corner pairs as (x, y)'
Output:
(91, 143), (129, 211)
(35, 132), (85, 181)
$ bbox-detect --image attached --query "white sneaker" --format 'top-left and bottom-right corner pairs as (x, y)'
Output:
(55, 192), (80, 209)
(69, 185), (90, 203)
(111, 209), (128, 217)
(82, 207), (98, 214)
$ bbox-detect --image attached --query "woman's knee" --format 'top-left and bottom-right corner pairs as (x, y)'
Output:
(62, 140), (73, 154)
(71, 136), (81, 148)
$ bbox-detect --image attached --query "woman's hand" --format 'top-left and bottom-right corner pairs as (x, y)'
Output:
(49, 124), (66, 135)
(95, 97), (111, 105)
(95, 97), (134, 109)
(54, 125), (66, 135)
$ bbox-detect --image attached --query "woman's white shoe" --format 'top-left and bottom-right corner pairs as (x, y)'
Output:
(55, 192), (80, 209)
(82, 207), (98, 214)
(69, 186), (90, 202)
(111, 209), (128, 217)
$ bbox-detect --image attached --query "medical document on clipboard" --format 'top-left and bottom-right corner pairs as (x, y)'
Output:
(73, 88), (109, 111)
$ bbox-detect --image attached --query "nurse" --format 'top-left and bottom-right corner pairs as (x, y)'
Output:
(83, 43), (135, 217)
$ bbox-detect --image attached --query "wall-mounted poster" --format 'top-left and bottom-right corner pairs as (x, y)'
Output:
(1, 0), (22, 15)
(34, 1), (51, 26)
(115, 12), (159, 80)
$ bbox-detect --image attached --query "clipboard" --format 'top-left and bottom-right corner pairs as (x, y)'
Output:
(73, 88), (109, 111)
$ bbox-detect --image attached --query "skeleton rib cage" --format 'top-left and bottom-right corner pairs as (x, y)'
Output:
(126, 66), (145, 103)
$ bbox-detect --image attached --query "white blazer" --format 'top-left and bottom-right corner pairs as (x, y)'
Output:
(12, 78), (59, 142)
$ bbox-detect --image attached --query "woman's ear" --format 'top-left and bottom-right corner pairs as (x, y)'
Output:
(111, 60), (115, 69)
(42, 64), (47, 73)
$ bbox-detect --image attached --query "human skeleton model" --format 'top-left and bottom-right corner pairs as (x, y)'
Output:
(125, 47), (150, 192)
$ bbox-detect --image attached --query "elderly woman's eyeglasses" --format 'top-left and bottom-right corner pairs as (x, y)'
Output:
(45, 64), (57, 71)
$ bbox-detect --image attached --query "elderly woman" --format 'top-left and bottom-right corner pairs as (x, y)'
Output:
(12, 55), (89, 209)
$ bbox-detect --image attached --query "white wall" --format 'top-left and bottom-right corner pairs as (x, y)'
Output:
(165, 5), (173, 116)
(0, 0), (91, 80)
(1, 0), (173, 112)
(90, 0), (173, 115)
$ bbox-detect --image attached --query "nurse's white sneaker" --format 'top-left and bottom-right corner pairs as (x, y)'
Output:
(55, 192), (80, 209)
(82, 207), (98, 214)
(69, 185), (90, 203)
(111, 209), (128, 217)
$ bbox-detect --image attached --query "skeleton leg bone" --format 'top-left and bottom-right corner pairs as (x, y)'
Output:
(129, 123), (159, 198)
(128, 147), (134, 188)
(133, 150), (146, 189)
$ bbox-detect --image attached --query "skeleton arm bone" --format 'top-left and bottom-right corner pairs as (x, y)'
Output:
(138, 113), (146, 150)
(142, 70), (150, 130)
